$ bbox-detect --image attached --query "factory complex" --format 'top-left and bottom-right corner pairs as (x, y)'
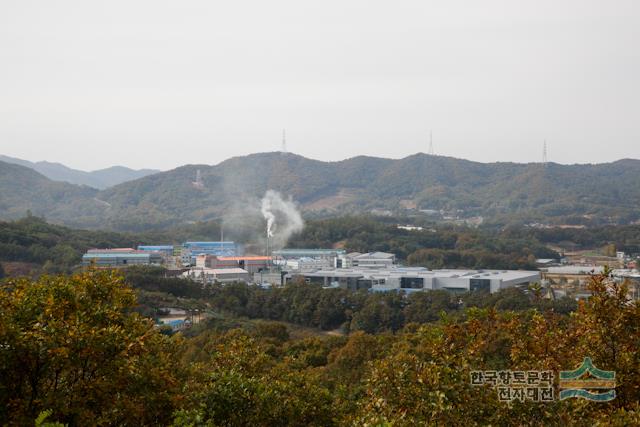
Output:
(81, 242), (542, 294)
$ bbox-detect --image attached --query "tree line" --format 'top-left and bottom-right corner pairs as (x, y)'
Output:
(204, 279), (577, 334)
(1, 269), (638, 425)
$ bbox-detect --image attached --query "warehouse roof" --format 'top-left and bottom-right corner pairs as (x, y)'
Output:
(202, 268), (249, 274)
(546, 266), (605, 275)
(353, 252), (395, 259)
(83, 253), (155, 259)
(299, 268), (539, 281)
(274, 249), (346, 256)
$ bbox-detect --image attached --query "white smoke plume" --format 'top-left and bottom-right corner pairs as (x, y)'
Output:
(260, 190), (304, 250)
(262, 197), (276, 238)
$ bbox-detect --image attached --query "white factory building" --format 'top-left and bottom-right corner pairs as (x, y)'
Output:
(294, 267), (540, 294)
(337, 252), (396, 269)
(183, 267), (251, 284)
(273, 249), (397, 270)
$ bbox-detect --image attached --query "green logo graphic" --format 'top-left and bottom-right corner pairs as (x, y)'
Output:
(559, 357), (616, 402)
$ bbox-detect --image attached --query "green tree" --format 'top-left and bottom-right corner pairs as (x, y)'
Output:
(350, 293), (405, 333)
(572, 269), (640, 409)
(0, 270), (184, 425)
(603, 243), (617, 257)
(403, 290), (457, 323)
(178, 332), (335, 426)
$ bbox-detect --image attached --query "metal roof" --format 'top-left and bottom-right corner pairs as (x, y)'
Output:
(299, 267), (540, 281)
(83, 253), (155, 259)
(184, 241), (236, 246)
(218, 256), (271, 261)
(199, 268), (249, 274)
(274, 249), (346, 256)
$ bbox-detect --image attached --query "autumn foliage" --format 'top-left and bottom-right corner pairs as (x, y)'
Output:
(0, 269), (639, 426)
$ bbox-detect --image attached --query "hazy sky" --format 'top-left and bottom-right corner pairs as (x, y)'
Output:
(0, 0), (638, 171)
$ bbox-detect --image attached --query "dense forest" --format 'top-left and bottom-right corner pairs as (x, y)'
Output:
(1, 269), (638, 425)
(0, 216), (222, 274)
(504, 224), (640, 254)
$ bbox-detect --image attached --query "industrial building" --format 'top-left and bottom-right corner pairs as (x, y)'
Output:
(182, 241), (239, 265)
(184, 267), (251, 284)
(273, 248), (346, 266)
(137, 245), (175, 256)
(337, 252), (396, 268)
(195, 255), (271, 274)
(275, 257), (333, 271)
(542, 265), (640, 300)
(272, 249), (396, 269)
(293, 267), (540, 294)
(82, 248), (163, 268)
(273, 249), (346, 259)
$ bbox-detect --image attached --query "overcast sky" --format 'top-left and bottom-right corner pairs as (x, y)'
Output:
(0, 0), (638, 171)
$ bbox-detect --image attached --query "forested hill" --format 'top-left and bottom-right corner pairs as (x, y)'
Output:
(2, 153), (640, 230)
(91, 153), (640, 229)
(0, 160), (103, 221)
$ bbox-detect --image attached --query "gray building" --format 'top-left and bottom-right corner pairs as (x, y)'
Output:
(293, 267), (540, 294)
(82, 249), (163, 268)
(341, 252), (396, 268)
(184, 267), (251, 284)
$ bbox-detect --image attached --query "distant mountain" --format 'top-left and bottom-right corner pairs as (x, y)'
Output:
(0, 161), (105, 226)
(0, 155), (159, 189)
(2, 153), (640, 231)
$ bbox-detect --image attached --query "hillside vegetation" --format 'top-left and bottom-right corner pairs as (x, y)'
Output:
(1, 269), (638, 425)
(0, 216), (221, 274)
(2, 153), (640, 230)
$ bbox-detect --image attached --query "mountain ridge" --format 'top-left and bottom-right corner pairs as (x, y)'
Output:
(0, 155), (160, 189)
(1, 152), (640, 230)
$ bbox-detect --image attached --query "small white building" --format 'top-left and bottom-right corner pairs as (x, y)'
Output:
(275, 257), (333, 271)
(337, 252), (396, 269)
(184, 267), (251, 284)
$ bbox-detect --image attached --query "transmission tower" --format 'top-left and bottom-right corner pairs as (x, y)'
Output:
(428, 131), (434, 155)
(542, 140), (548, 165)
(281, 129), (287, 154)
(192, 169), (204, 189)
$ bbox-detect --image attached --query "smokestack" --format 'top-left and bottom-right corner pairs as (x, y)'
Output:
(266, 226), (270, 257)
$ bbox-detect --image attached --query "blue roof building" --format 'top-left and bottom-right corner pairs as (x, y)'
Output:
(182, 241), (238, 263)
(138, 245), (175, 256)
